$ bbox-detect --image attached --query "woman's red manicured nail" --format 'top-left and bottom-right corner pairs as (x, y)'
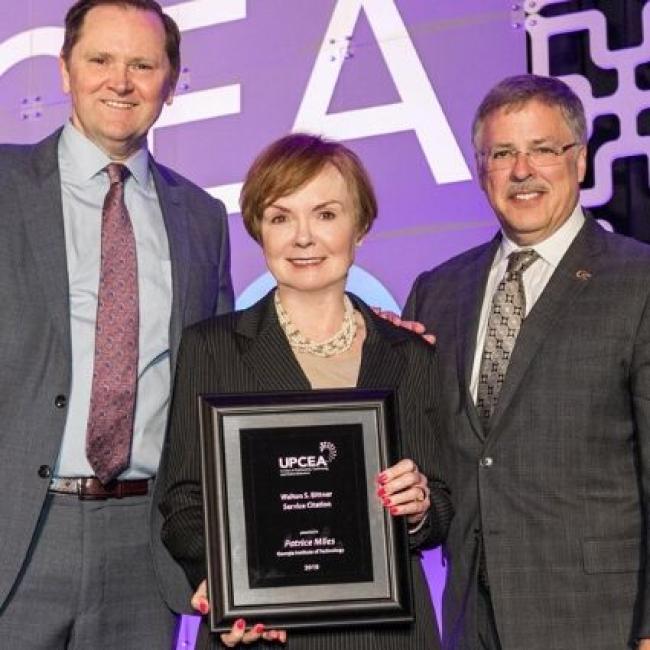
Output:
(390, 506), (399, 515)
(377, 473), (387, 484)
(235, 618), (246, 630)
(377, 487), (385, 497)
(254, 623), (265, 634)
(198, 600), (209, 615)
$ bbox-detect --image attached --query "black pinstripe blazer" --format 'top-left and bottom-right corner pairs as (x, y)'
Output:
(159, 290), (452, 650)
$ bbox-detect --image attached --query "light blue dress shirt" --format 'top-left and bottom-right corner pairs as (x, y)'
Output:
(55, 122), (173, 479)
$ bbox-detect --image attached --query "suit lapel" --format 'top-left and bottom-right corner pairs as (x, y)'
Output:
(151, 161), (189, 367)
(237, 293), (312, 392)
(354, 298), (408, 390)
(235, 293), (409, 393)
(486, 218), (605, 440)
(456, 237), (501, 441)
(18, 130), (70, 351)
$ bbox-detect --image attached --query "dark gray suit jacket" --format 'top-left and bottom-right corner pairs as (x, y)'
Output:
(404, 217), (650, 650)
(0, 129), (234, 614)
(159, 291), (453, 650)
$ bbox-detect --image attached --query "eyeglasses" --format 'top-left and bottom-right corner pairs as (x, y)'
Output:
(479, 142), (580, 171)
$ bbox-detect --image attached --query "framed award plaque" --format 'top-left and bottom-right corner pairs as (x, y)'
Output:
(198, 388), (413, 632)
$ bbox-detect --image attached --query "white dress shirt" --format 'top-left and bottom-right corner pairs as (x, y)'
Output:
(470, 205), (586, 402)
(55, 121), (173, 479)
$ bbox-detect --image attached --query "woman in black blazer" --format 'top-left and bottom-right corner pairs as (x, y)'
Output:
(159, 134), (452, 649)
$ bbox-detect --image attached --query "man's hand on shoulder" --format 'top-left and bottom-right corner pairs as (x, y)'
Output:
(372, 308), (435, 345)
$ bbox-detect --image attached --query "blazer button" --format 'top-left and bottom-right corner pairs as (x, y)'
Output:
(54, 394), (67, 409)
(479, 457), (493, 468)
(38, 465), (51, 479)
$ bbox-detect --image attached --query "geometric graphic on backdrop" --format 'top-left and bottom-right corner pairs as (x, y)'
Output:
(526, 0), (650, 207)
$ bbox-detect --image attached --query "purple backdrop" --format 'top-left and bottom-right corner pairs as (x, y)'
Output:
(0, 1), (525, 646)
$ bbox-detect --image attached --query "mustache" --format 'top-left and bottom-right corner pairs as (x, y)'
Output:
(507, 182), (547, 198)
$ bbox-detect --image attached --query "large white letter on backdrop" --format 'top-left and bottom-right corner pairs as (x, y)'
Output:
(293, 0), (471, 184)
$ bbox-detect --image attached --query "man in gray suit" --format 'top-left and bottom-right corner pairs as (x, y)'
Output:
(0, 1), (232, 647)
(405, 74), (650, 649)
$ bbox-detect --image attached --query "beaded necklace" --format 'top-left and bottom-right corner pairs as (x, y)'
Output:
(274, 292), (357, 358)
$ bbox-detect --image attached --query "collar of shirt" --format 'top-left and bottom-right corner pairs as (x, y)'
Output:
(493, 203), (586, 270)
(59, 120), (151, 188)
(470, 204), (586, 403)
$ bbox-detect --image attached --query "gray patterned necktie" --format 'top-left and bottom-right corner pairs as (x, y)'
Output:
(476, 249), (539, 428)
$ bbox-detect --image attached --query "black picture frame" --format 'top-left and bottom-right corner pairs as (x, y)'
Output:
(198, 388), (413, 632)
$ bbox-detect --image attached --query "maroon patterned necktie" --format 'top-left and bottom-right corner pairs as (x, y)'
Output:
(86, 163), (139, 485)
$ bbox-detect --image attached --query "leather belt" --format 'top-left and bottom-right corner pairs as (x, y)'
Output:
(49, 477), (150, 500)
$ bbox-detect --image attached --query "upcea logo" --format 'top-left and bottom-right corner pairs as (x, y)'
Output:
(278, 441), (337, 475)
(278, 456), (328, 470)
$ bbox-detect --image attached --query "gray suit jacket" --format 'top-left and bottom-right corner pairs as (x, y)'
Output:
(0, 129), (234, 614)
(159, 291), (453, 649)
(404, 217), (650, 650)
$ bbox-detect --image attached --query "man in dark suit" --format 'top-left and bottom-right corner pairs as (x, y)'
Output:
(0, 1), (232, 647)
(404, 74), (650, 650)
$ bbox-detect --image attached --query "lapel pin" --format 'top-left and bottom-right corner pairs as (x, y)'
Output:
(575, 269), (592, 281)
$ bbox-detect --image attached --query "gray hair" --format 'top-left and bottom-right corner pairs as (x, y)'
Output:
(472, 74), (588, 149)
